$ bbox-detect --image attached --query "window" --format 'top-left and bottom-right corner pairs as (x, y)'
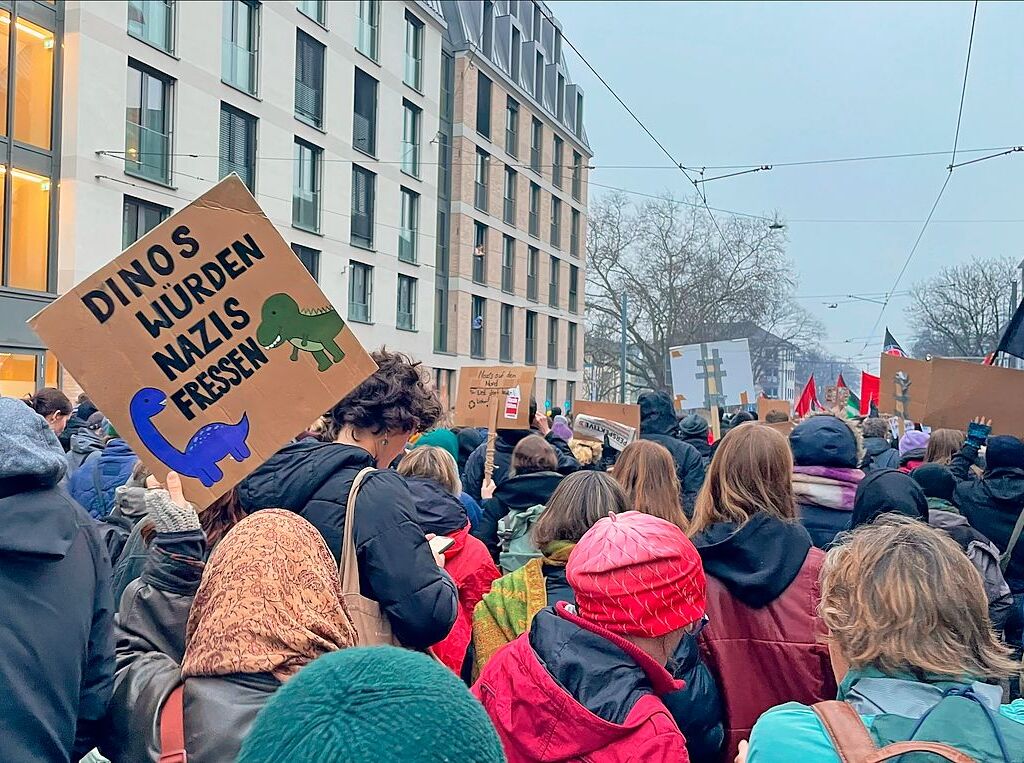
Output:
(295, 31), (324, 127)
(291, 243), (320, 281)
(129, 0), (174, 53)
(503, 166), (516, 224)
(401, 100), (421, 176)
(351, 165), (375, 248)
(352, 68), (377, 156)
(527, 246), (539, 301)
(222, 0), (259, 95)
(219, 104), (257, 191)
(476, 72), (492, 138)
(471, 296), (486, 359)
(482, 0), (494, 56)
(547, 316), (559, 368)
(566, 381), (576, 412)
(534, 51), (543, 101)
(435, 288), (449, 353)
(510, 26), (521, 82)
(473, 222), (487, 284)
(525, 310), (537, 364)
(530, 118), (542, 173)
(569, 264), (579, 313)
(545, 378), (557, 409)
(505, 97), (519, 157)
(548, 255), (560, 307)
(397, 275), (417, 330)
(572, 150), (582, 200)
(528, 182), (540, 237)
(292, 139), (321, 232)
(501, 235), (515, 293)
(2, 167), (51, 290)
(567, 322), (578, 370)
(3, 15), (53, 150)
(0, 352), (59, 398)
(125, 62), (172, 184)
(554, 29), (563, 62)
(474, 149), (489, 212)
(552, 136), (563, 188)
(575, 92), (584, 137)
(500, 303), (513, 362)
(404, 11), (423, 90)
(550, 197), (562, 249)
(356, 0), (380, 61)
(122, 196), (170, 248)
(298, 0), (325, 25)
(570, 209), (580, 256)
(532, 2), (542, 39)
(556, 74), (565, 121)
(348, 261), (373, 322)
(399, 187), (418, 263)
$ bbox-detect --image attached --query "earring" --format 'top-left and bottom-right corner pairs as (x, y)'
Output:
(380, 436), (389, 448)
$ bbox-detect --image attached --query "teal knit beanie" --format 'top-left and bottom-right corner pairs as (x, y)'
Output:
(237, 646), (506, 763)
(412, 428), (459, 464)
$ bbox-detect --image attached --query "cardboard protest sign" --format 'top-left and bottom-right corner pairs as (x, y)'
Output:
(669, 339), (755, 411)
(925, 358), (1024, 435)
(572, 414), (637, 451)
(30, 175), (377, 508)
(454, 366), (536, 429)
(757, 398), (791, 420)
(878, 354), (931, 423)
(762, 420), (796, 437)
(572, 400), (641, 433)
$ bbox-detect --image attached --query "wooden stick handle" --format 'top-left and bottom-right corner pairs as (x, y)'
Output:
(484, 398), (499, 482)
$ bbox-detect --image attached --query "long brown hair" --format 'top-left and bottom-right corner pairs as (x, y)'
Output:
(510, 434), (557, 476)
(689, 423), (796, 536)
(925, 428), (965, 466)
(613, 440), (688, 530)
(532, 471), (628, 548)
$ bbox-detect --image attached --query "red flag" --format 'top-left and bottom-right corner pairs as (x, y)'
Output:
(859, 371), (880, 415)
(794, 375), (820, 418)
(836, 373), (847, 388)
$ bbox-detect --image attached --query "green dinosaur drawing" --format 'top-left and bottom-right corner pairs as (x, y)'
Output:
(257, 293), (346, 372)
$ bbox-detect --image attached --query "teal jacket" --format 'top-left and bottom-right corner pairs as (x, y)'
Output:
(748, 668), (1024, 763)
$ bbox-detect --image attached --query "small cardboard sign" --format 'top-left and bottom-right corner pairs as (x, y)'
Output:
(925, 358), (1024, 435)
(454, 366), (536, 429)
(29, 175), (377, 508)
(878, 354), (932, 423)
(757, 398), (791, 420)
(572, 400), (641, 433)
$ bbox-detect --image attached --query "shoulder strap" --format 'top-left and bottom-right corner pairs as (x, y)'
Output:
(339, 467), (377, 594)
(999, 505), (1024, 572)
(158, 683), (186, 763)
(867, 741), (976, 763)
(812, 701), (878, 763)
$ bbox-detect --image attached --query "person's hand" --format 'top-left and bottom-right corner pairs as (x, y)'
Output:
(735, 740), (749, 763)
(145, 471), (201, 533)
(424, 534), (446, 568)
(481, 478), (497, 500)
(966, 417), (992, 448)
(534, 413), (550, 435)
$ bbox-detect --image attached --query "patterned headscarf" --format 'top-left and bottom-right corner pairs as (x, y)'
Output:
(182, 509), (356, 681)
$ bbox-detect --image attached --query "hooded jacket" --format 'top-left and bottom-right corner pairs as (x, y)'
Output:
(66, 428), (104, 474)
(474, 602), (689, 763)
(861, 436), (900, 473)
(638, 392), (706, 513)
(693, 513), (835, 761)
(849, 469), (928, 531)
(68, 438), (138, 518)
(0, 399), (114, 763)
(238, 440), (457, 649)
(951, 442), (1024, 590)
(463, 429), (580, 502)
(474, 471), (563, 558)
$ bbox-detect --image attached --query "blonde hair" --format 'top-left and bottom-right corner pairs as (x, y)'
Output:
(925, 428), (965, 466)
(689, 423), (796, 536)
(397, 446), (462, 496)
(821, 516), (1016, 680)
(613, 440), (688, 531)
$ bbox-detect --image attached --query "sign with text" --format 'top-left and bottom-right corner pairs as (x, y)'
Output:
(454, 366), (536, 429)
(573, 414), (636, 451)
(30, 175), (377, 507)
(878, 354), (932, 423)
(572, 400), (642, 434)
(925, 358), (1024, 435)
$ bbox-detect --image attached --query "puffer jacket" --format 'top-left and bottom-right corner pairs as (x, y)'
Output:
(68, 439), (138, 518)
(474, 602), (689, 763)
(463, 429), (580, 502)
(103, 530), (281, 763)
(694, 513), (835, 762)
(638, 392), (706, 513)
(474, 471), (563, 559)
(238, 441), (457, 649)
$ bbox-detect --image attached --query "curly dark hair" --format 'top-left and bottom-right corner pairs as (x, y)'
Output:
(328, 349), (442, 438)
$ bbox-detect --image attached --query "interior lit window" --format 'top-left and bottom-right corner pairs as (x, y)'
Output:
(8, 167), (50, 291)
(0, 352), (38, 398)
(0, 11), (10, 135)
(44, 350), (58, 387)
(13, 16), (55, 149)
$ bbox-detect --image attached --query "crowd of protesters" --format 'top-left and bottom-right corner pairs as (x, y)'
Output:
(4, 357), (1024, 763)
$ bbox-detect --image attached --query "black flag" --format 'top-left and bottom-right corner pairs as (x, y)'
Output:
(882, 328), (906, 357)
(996, 300), (1024, 360)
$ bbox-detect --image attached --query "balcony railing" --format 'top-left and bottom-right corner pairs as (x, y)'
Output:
(223, 41), (256, 94)
(125, 121), (170, 184)
(292, 188), (320, 232)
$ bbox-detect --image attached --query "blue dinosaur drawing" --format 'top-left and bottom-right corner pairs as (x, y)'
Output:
(129, 387), (252, 488)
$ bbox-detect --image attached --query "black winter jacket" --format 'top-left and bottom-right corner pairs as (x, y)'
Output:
(680, 434), (714, 466)
(473, 471), (563, 558)
(463, 429), (579, 502)
(638, 392), (707, 514)
(861, 437), (900, 473)
(951, 442), (1024, 590)
(238, 441), (458, 649)
(0, 483), (114, 763)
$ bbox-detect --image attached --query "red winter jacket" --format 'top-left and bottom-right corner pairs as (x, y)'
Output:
(432, 525), (500, 673)
(473, 602), (689, 763)
(694, 515), (836, 762)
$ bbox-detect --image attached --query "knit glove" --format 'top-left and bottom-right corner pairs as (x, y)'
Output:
(145, 488), (200, 533)
(966, 421), (992, 449)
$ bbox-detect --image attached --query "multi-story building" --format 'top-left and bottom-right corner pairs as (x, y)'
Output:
(436, 0), (591, 412)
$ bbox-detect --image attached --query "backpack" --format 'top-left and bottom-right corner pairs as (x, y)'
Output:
(497, 504), (546, 574)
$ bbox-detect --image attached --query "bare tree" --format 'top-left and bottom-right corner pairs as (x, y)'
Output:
(585, 191), (818, 396)
(906, 258), (1017, 358)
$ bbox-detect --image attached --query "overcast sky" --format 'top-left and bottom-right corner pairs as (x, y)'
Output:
(553, 0), (1024, 369)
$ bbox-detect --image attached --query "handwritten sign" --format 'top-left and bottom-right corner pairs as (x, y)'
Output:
(572, 400), (641, 433)
(30, 175), (377, 507)
(454, 365), (536, 429)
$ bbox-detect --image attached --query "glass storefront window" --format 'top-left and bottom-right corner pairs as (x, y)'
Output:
(0, 351), (39, 398)
(0, 11), (9, 136)
(8, 167), (50, 291)
(13, 17), (55, 149)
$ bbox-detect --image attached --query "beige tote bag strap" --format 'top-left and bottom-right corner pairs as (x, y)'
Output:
(340, 467), (377, 594)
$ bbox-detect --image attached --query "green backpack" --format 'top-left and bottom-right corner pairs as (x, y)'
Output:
(497, 504), (546, 574)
